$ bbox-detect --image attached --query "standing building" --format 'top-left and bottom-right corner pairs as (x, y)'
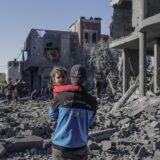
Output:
(109, 0), (160, 95)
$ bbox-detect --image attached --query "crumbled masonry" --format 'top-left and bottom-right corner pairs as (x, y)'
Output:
(0, 92), (160, 159)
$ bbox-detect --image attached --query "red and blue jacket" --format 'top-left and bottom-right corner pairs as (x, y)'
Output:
(53, 85), (80, 97)
(48, 86), (97, 151)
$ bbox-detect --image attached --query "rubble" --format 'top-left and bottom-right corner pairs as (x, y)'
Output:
(0, 89), (160, 159)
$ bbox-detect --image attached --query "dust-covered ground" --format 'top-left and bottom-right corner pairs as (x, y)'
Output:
(0, 92), (160, 160)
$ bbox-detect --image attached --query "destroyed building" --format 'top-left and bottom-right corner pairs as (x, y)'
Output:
(109, 0), (160, 96)
(10, 17), (107, 92)
(23, 29), (80, 92)
(6, 59), (24, 83)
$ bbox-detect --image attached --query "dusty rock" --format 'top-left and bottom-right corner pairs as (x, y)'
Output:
(6, 135), (43, 153)
(0, 93), (160, 159)
(89, 128), (117, 141)
(88, 141), (101, 150)
(0, 143), (6, 157)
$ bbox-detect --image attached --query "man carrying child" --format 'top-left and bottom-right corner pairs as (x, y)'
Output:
(48, 64), (97, 160)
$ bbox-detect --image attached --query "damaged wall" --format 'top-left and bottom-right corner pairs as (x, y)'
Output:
(110, 1), (134, 39)
(24, 29), (81, 92)
(147, 0), (160, 18)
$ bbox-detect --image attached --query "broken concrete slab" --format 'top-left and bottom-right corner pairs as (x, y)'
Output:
(113, 139), (141, 146)
(118, 117), (131, 126)
(6, 135), (43, 153)
(149, 121), (160, 129)
(101, 141), (112, 151)
(144, 105), (158, 114)
(89, 128), (117, 141)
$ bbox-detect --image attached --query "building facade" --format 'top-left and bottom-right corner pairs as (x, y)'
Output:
(6, 60), (24, 83)
(21, 17), (105, 92)
(109, 0), (160, 95)
(69, 17), (102, 45)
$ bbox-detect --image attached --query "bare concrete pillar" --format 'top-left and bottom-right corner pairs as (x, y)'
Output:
(139, 33), (146, 96)
(154, 39), (160, 93)
(139, 0), (147, 96)
(123, 49), (129, 94)
(140, 0), (147, 19)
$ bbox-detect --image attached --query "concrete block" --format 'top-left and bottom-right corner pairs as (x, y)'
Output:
(137, 146), (149, 158)
(118, 117), (131, 126)
(104, 119), (112, 128)
(101, 141), (112, 151)
(104, 141), (117, 154)
(89, 128), (117, 141)
(88, 142), (100, 150)
(6, 135), (43, 153)
(144, 106), (158, 114)
(145, 126), (155, 138)
(115, 139), (139, 146)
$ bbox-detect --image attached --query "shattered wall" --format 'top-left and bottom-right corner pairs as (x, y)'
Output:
(82, 40), (122, 98)
(24, 29), (81, 92)
(70, 17), (101, 46)
(110, 1), (134, 39)
(147, 0), (160, 18)
(6, 61), (24, 83)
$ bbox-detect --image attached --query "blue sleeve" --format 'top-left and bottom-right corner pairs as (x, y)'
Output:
(48, 107), (58, 120)
(48, 97), (60, 120)
(89, 114), (96, 128)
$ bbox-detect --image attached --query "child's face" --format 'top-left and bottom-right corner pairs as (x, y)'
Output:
(54, 73), (66, 85)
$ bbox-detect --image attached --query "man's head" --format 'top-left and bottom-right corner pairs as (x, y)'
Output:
(70, 64), (86, 85)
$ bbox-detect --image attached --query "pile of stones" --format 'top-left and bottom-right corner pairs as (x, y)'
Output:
(0, 93), (160, 159)
(88, 93), (160, 160)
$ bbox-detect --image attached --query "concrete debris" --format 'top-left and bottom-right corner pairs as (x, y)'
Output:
(88, 141), (101, 150)
(89, 128), (117, 141)
(0, 92), (160, 159)
(0, 143), (6, 157)
(6, 135), (43, 153)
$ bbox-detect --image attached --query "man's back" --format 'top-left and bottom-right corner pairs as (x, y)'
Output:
(49, 89), (97, 150)
(49, 64), (97, 160)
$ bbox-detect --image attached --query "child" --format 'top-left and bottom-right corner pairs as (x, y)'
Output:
(50, 67), (80, 97)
